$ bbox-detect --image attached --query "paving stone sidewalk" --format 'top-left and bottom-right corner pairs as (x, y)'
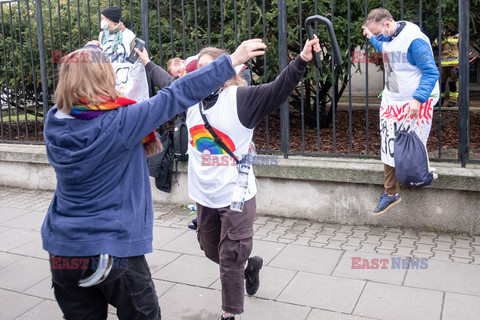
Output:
(1, 186), (480, 320)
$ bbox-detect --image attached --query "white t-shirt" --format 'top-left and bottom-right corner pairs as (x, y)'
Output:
(186, 86), (257, 208)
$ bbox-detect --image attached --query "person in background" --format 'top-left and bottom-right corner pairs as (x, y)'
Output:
(235, 63), (252, 86)
(362, 8), (439, 215)
(167, 54), (251, 85)
(42, 40), (265, 320)
(99, 6), (149, 102)
(136, 35), (320, 320)
(167, 57), (187, 78)
(166, 55), (200, 78)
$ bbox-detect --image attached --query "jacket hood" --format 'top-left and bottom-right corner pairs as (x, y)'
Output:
(44, 107), (120, 184)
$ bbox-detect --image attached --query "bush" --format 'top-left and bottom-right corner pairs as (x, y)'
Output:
(0, 0), (477, 127)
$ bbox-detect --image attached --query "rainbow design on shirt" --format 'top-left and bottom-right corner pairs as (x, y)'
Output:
(189, 124), (236, 154)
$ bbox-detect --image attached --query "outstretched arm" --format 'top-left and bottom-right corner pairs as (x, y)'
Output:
(122, 39), (267, 146)
(134, 39), (267, 92)
(236, 36), (320, 129)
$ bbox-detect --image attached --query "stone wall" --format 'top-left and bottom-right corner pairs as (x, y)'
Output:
(1, 144), (479, 234)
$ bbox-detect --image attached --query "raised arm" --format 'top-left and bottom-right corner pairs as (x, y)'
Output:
(122, 39), (267, 147)
(236, 36), (320, 128)
(362, 25), (383, 53)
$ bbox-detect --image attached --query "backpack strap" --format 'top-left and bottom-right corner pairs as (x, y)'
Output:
(199, 102), (239, 165)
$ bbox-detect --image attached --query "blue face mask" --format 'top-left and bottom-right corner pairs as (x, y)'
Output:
(375, 26), (392, 42)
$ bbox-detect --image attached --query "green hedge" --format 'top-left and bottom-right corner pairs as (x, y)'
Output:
(0, 0), (475, 125)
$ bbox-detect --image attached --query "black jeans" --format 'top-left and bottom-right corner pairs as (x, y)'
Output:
(50, 254), (161, 320)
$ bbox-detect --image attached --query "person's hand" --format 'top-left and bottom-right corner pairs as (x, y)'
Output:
(300, 34), (320, 62)
(135, 47), (150, 66)
(230, 39), (266, 67)
(405, 99), (421, 118)
(362, 25), (373, 39)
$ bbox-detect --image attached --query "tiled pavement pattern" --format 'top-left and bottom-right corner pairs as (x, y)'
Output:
(1, 185), (480, 319)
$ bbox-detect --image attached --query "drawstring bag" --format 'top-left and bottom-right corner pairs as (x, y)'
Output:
(394, 120), (435, 188)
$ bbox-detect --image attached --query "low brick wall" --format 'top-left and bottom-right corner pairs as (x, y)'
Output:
(1, 143), (479, 234)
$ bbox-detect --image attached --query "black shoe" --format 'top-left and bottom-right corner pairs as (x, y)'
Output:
(245, 256), (263, 296)
(188, 218), (197, 230)
(219, 316), (235, 320)
(447, 101), (456, 107)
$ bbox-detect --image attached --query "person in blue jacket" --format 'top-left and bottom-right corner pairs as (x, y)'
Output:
(41, 39), (265, 320)
(362, 8), (439, 215)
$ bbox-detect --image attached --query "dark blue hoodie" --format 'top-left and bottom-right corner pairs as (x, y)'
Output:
(42, 55), (235, 257)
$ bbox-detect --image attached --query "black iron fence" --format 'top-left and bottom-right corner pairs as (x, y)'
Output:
(0, 0), (477, 166)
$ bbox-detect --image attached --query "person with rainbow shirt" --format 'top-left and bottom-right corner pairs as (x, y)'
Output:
(136, 35), (320, 320)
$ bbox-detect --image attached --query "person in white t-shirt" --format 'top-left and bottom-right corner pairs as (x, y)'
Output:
(137, 36), (320, 320)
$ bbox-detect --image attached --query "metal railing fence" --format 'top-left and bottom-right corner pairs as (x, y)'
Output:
(0, 0), (475, 166)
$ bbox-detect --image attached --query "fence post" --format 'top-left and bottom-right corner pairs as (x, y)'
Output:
(458, 0), (470, 167)
(141, 0), (149, 51)
(141, 0), (152, 96)
(278, 0), (289, 158)
(34, 0), (49, 118)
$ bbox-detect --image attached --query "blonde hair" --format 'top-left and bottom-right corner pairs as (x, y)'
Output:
(54, 48), (120, 113)
(198, 47), (247, 88)
(167, 57), (184, 75)
(366, 8), (394, 25)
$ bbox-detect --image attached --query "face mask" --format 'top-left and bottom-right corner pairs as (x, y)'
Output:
(375, 25), (392, 42)
(100, 20), (109, 30)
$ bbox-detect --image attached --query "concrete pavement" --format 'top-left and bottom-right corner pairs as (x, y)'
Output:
(1, 185), (480, 320)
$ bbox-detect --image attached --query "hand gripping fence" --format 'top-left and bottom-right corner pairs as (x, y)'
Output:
(305, 15), (344, 70)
